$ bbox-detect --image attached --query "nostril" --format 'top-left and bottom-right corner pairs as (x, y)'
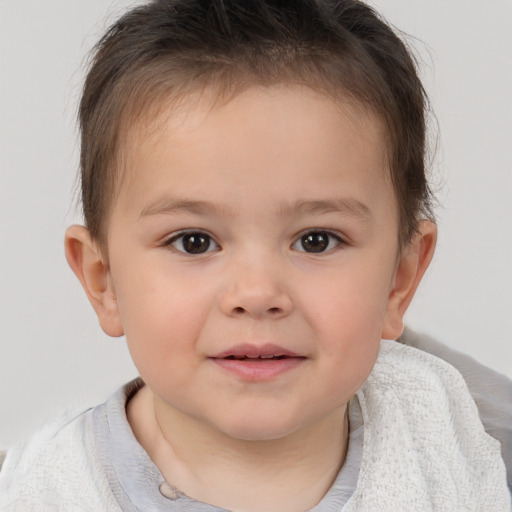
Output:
(231, 306), (281, 315)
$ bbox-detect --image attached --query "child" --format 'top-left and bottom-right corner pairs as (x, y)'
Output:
(0, 0), (510, 510)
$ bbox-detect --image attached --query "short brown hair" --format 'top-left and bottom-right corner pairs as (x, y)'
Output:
(79, 0), (435, 248)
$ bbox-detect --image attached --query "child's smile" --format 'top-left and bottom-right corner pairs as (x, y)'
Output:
(99, 84), (409, 443)
(210, 343), (306, 380)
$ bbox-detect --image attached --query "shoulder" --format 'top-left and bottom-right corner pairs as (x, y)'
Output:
(399, 326), (512, 405)
(0, 406), (119, 512)
(352, 339), (510, 510)
(398, 328), (512, 429)
(399, 328), (512, 493)
(368, 339), (482, 409)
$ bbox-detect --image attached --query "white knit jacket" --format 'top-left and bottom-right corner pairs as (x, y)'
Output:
(344, 340), (510, 511)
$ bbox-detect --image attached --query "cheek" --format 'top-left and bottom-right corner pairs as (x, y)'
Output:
(305, 261), (392, 340)
(299, 260), (393, 392)
(112, 262), (216, 375)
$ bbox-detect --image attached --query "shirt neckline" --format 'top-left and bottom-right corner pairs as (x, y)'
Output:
(92, 378), (362, 511)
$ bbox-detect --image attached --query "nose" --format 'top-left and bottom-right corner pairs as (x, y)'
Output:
(219, 258), (293, 320)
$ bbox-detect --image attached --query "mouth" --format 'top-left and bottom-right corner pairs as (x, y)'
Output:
(222, 354), (294, 361)
(210, 344), (305, 380)
(211, 343), (303, 360)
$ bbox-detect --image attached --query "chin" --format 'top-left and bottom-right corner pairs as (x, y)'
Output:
(223, 426), (295, 442)
(210, 412), (305, 442)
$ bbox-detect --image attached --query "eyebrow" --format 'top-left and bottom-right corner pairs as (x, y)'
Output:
(139, 197), (373, 222)
(279, 198), (373, 222)
(139, 198), (235, 218)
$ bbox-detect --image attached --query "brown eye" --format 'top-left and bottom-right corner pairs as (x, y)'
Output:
(168, 232), (218, 254)
(301, 232), (329, 252)
(292, 231), (343, 253)
(183, 234), (210, 253)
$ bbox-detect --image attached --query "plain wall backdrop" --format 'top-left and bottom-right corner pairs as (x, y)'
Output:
(0, 0), (511, 448)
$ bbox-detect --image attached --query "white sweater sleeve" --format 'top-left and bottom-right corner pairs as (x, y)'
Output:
(0, 408), (122, 512)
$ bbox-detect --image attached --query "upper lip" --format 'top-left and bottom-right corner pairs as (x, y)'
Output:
(211, 343), (303, 359)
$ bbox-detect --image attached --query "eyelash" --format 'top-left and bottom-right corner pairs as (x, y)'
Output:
(163, 229), (346, 255)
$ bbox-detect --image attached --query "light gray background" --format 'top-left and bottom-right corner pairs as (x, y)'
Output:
(1, 0), (511, 448)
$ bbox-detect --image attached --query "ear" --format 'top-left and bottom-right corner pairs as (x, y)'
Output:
(65, 225), (124, 337)
(381, 221), (437, 340)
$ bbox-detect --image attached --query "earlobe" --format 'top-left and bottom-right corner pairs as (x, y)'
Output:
(65, 225), (124, 337)
(381, 221), (437, 340)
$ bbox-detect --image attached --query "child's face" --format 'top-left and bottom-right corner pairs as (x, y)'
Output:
(100, 85), (407, 440)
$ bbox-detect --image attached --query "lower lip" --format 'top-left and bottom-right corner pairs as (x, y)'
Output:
(210, 357), (305, 381)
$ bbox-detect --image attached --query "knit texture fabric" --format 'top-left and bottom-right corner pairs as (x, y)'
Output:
(344, 340), (510, 511)
(0, 408), (121, 512)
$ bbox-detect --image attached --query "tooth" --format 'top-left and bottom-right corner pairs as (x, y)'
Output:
(246, 355), (259, 359)
(260, 354), (274, 359)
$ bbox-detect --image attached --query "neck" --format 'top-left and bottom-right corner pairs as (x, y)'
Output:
(128, 386), (349, 512)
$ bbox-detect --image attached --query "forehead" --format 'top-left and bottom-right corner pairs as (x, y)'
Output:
(114, 85), (394, 224)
